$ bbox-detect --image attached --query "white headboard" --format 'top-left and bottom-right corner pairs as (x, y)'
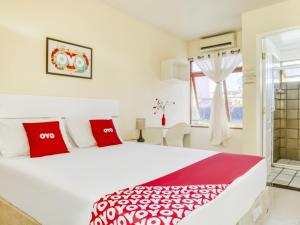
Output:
(0, 94), (119, 118)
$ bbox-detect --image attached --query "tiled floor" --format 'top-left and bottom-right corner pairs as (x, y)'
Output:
(276, 159), (300, 167)
(268, 167), (300, 190)
(262, 187), (300, 225)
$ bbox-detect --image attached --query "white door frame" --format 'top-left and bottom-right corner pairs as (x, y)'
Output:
(256, 26), (300, 161)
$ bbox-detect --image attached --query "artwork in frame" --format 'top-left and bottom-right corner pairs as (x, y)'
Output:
(46, 38), (92, 79)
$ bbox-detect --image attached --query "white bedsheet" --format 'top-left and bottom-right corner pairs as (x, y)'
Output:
(0, 143), (266, 225)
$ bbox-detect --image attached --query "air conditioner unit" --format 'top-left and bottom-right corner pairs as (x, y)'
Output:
(199, 33), (237, 52)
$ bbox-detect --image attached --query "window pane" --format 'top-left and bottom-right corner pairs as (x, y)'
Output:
(283, 68), (300, 77)
(191, 76), (216, 125)
(225, 72), (243, 124)
(281, 60), (300, 67)
(191, 62), (201, 73)
(190, 60), (243, 127)
(191, 73), (243, 127)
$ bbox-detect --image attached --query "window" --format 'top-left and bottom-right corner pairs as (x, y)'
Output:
(190, 62), (243, 128)
(281, 60), (300, 67)
(281, 60), (300, 82)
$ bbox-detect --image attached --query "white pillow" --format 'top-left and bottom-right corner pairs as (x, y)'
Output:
(0, 118), (72, 157)
(65, 117), (122, 148)
(65, 117), (97, 148)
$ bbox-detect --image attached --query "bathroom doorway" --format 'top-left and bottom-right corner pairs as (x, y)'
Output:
(260, 28), (300, 171)
(260, 28), (300, 189)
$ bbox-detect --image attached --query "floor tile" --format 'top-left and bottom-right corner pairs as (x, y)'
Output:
(281, 168), (297, 175)
(273, 174), (294, 185)
(290, 177), (300, 188)
(269, 172), (280, 177)
(268, 168), (281, 183)
(267, 174), (277, 183)
(269, 166), (300, 191)
(271, 167), (282, 173)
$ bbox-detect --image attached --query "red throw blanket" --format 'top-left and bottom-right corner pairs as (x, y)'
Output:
(90, 153), (263, 225)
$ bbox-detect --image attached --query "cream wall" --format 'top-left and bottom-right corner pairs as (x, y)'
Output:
(4, 0), (294, 153)
(0, 0), (189, 139)
(189, 128), (243, 154)
(242, 0), (300, 155)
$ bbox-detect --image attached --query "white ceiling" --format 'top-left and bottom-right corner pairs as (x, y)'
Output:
(269, 29), (300, 51)
(101, 0), (285, 40)
(268, 29), (300, 61)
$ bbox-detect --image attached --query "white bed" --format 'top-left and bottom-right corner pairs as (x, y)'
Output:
(0, 142), (267, 225)
(0, 94), (267, 225)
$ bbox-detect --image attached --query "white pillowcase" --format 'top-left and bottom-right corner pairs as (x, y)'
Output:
(65, 117), (97, 148)
(0, 118), (72, 158)
(65, 117), (122, 148)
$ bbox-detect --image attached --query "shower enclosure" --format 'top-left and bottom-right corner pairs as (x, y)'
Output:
(273, 76), (300, 166)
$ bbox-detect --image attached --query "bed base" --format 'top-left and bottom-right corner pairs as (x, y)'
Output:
(0, 188), (271, 225)
(237, 187), (272, 225)
(0, 196), (41, 225)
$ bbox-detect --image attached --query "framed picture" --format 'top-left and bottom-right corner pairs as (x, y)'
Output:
(46, 38), (92, 79)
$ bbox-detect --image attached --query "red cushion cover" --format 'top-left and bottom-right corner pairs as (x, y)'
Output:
(23, 121), (69, 158)
(90, 119), (122, 147)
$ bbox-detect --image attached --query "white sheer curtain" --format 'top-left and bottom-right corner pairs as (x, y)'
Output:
(194, 51), (242, 145)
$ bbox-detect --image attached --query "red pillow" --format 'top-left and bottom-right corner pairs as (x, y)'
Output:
(23, 121), (69, 158)
(90, 119), (122, 147)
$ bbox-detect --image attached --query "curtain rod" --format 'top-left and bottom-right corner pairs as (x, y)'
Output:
(192, 49), (241, 60)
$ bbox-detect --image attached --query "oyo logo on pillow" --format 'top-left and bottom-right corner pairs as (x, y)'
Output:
(39, 133), (55, 139)
(103, 128), (113, 133)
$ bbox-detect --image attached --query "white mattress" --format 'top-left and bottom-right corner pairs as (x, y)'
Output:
(0, 143), (267, 225)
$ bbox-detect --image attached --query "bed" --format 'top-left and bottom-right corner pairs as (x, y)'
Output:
(0, 143), (266, 225)
(0, 94), (268, 225)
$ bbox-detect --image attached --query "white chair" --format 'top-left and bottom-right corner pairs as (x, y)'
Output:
(165, 123), (187, 147)
(143, 127), (163, 145)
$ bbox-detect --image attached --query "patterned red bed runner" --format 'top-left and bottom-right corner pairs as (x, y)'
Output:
(90, 153), (263, 225)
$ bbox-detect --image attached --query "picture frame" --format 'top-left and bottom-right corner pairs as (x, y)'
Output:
(46, 37), (93, 79)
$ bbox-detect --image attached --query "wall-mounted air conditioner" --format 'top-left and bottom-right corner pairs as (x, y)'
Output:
(199, 33), (237, 52)
(161, 59), (189, 81)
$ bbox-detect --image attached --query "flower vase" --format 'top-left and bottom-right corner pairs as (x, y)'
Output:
(161, 114), (166, 126)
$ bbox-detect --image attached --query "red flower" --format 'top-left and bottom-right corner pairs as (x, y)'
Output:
(83, 54), (89, 66)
